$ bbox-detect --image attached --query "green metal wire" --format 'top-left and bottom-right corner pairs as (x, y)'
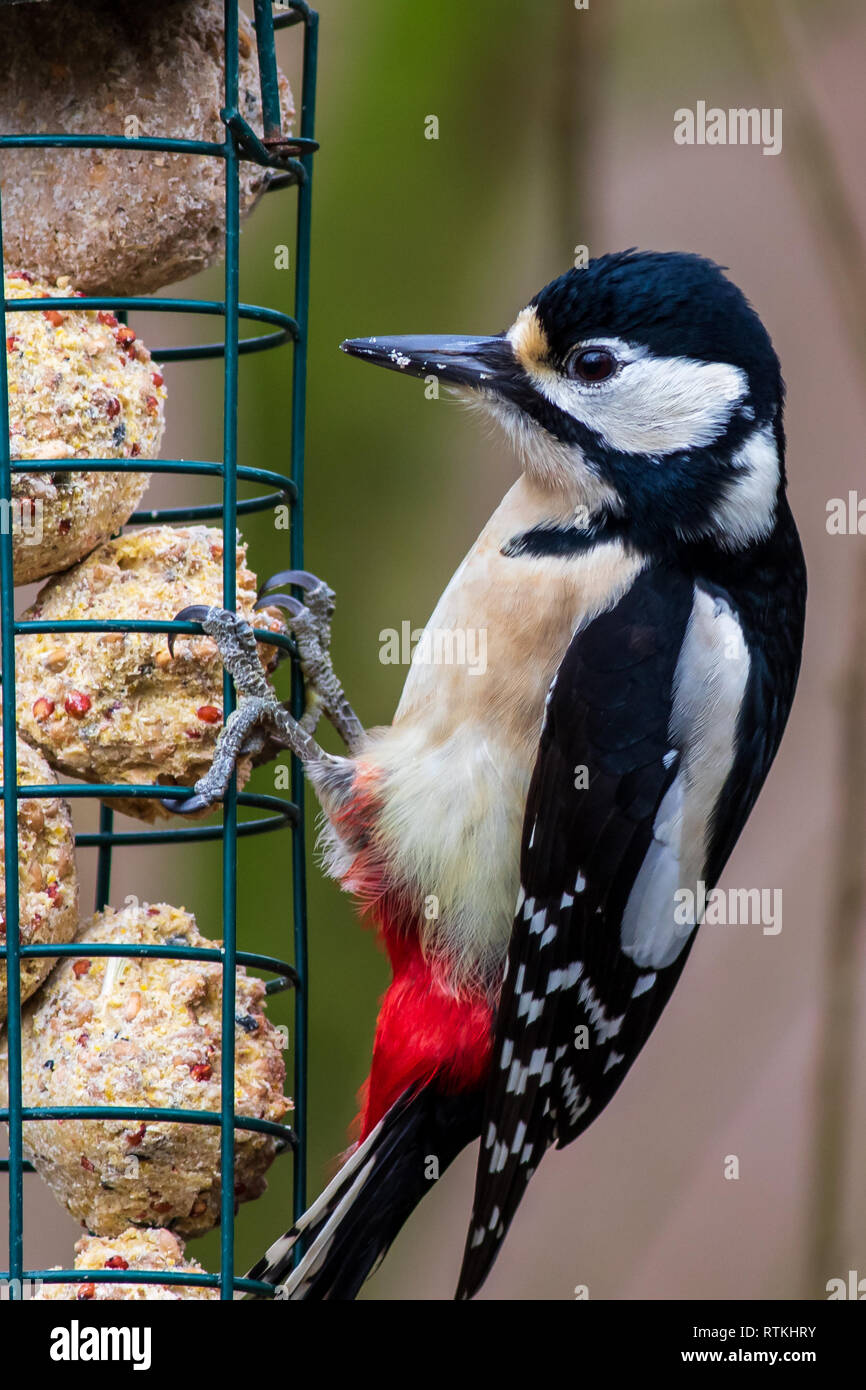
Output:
(0, 0), (317, 1300)
(286, 0), (318, 1248)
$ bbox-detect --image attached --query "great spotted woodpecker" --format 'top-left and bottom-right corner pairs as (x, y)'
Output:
(169, 251), (806, 1299)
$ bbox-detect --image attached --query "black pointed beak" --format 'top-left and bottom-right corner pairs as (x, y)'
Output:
(340, 333), (512, 389)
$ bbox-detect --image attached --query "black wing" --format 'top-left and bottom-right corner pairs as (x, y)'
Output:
(456, 553), (802, 1300)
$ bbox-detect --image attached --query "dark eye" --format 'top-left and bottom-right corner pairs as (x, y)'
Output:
(567, 347), (618, 384)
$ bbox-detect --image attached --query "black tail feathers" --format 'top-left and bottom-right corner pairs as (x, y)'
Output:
(246, 1085), (483, 1300)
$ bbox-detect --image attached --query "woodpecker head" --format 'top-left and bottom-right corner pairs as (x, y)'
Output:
(341, 250), (785, 550)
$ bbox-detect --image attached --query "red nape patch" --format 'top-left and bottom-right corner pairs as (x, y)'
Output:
(359, 943), (494, 1140)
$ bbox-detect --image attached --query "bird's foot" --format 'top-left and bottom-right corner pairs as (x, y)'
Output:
(161, 604), (323, 815)
(256, 569), (364, 752)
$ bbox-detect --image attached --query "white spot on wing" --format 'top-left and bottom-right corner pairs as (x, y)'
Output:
(546, 960), (584, 994)
(490, 1144), (508, 1174)
(560, 1064), (591, 1125)
(632, 972), (656, 998)
(578, 977), (625, 1043)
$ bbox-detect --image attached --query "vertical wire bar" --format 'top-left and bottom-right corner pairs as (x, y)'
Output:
(219, 0), (241, 1301)
(253, 0), (283, 140)
(289, 0), (318, 1229)
(94, 805), (114, 911)
(0, 194), (24, 1292)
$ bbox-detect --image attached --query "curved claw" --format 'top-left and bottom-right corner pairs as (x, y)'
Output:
(168, 604), (212, 657)
(254, 592), (304, 617)
(258, 569), (321, 598)
(159, 791), (215, 815)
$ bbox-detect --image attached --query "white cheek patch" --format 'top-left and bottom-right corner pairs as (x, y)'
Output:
(530, 343), (749, 456)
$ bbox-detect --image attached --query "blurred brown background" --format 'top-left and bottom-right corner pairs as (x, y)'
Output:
(5, 0), (866, 1300)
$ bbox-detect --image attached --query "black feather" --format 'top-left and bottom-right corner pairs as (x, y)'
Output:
(457, 513), (805, 1300)
(248, 1086), (482, 1301)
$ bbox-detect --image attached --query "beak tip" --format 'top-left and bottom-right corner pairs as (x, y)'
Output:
(341, 337), (376, 354)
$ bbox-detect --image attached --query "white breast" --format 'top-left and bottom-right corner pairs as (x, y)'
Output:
(348, 475), (646, 989)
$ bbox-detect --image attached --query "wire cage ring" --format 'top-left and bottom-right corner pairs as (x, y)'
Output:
(0, 0), (318, 1301)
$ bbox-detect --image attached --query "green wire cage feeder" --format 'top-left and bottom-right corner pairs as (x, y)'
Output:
(0, 0), (317, 1299)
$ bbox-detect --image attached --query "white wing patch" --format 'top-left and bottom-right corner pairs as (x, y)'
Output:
(620, 586), (751, 970)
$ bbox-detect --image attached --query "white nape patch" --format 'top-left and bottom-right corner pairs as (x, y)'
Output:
(708, 424), (780, 548)
(527, 337), (748, 456)
(620, 587), (751, 970)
